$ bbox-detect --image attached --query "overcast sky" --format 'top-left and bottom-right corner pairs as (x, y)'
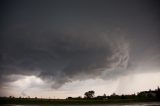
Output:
(1, 0), (160, 98)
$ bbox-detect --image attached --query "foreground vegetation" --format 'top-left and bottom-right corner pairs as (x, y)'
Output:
(0, 98), (160, 105)
(0, 87), (160, 105)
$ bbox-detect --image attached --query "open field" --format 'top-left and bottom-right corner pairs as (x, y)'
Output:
(0, 98), (160, 105)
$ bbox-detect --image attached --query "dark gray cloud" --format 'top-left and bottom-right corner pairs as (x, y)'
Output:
(1, 27), (130, 88)
(1, 0), (160, 88)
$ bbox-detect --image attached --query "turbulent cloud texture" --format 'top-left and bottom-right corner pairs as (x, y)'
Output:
(1, 27), (130, 88)
(1, 0), (160, 89)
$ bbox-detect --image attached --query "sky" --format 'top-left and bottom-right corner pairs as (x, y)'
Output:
(0, 0), (160, 99)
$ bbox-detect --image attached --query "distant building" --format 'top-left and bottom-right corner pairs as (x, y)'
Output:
(138, 87), (160, 98)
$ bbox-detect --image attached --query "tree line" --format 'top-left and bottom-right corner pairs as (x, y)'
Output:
(0, 87), (160, 100)
(0, 87), (160, 105)
(66, 87), (160, 100)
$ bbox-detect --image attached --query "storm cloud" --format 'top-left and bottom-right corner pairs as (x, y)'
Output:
(1, 26), (130, 88)
(1, 0), (160, 89)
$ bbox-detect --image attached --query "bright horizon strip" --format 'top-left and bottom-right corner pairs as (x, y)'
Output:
(0, 72), (160, 99)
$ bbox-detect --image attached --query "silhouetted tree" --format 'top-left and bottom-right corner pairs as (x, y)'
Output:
(84, 90), (95, 99)
(66, 97), (73, 99)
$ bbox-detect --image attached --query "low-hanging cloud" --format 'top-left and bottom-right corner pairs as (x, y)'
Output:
(1, 0), (160, 90)
(1, 27), (130, 88)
